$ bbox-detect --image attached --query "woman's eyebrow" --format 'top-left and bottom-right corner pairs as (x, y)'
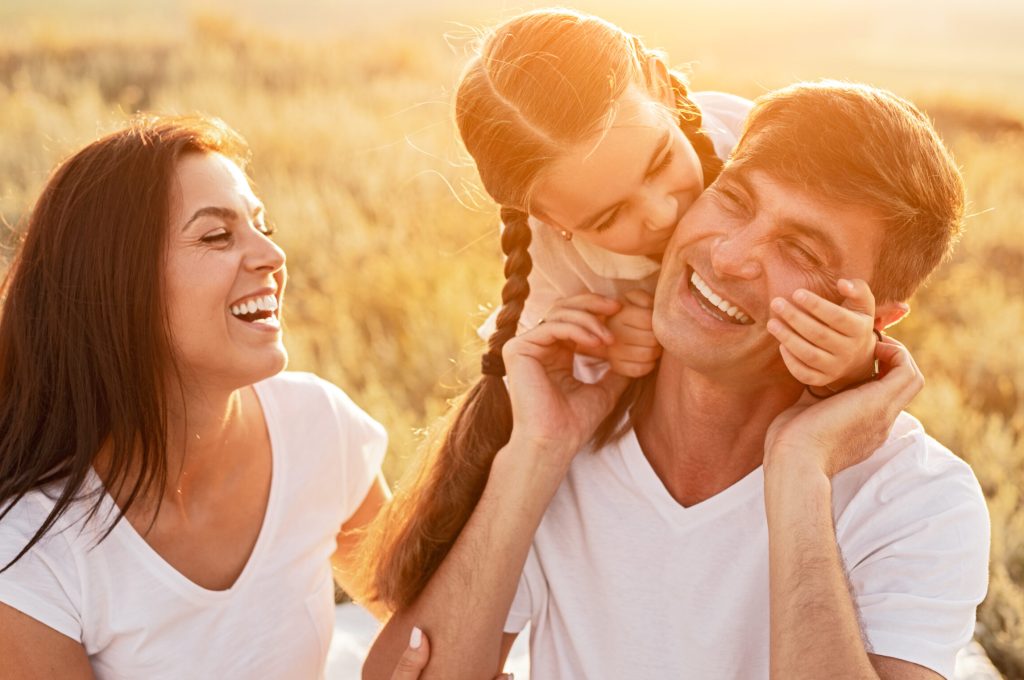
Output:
(572, 130), (671, 231)
(181, 204), (264, 232)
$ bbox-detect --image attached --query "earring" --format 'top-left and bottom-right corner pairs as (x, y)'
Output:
(560, 230), (573, 242)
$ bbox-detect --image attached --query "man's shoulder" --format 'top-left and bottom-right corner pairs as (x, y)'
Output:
(833, 411), (987, 523)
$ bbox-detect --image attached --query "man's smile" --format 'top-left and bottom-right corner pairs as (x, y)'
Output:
(686, 268), (754, 325)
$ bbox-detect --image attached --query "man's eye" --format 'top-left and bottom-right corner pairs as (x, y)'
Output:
(200, 229), (231, 244)
(787, 241), (820, 265)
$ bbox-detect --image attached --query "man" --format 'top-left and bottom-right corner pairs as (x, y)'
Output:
(364, 81), (990, 680)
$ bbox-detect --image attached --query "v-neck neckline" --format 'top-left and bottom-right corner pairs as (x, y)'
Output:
(89, 381), (282, 602)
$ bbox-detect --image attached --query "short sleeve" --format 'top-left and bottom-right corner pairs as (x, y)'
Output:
(839, 456), (990, 678)
(321, 382), (388, 523)
(0, 496), (84, 642)
(504, 546), (546, 634)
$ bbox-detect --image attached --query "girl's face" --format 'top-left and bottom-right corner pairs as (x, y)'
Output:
(529, 83), (704, 259)
(164, 152), (288, 391)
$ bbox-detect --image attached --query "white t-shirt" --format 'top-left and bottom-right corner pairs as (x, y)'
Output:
(479, 91), (754, 339)
(503, 412), (990, 679)
(0, 372), (386, 680)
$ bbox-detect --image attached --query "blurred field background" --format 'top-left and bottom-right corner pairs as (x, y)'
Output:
(0, 0), (1021, 675)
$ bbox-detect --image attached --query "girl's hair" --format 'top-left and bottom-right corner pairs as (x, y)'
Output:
(360, 9), (723, 610)
(0, 115), (249, 571)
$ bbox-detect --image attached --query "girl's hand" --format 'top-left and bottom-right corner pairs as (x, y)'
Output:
(764, 334), (924, 477)
(606, 290), (662, 378)
(503, 293), (631, 465)
(766, 278), (878, 391)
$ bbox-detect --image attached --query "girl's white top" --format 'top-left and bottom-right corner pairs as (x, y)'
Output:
(479, 91), (754, 338)
(0, 372), (386, 680)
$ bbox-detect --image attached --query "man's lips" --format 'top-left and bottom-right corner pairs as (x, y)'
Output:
(686, 269), (754, 325)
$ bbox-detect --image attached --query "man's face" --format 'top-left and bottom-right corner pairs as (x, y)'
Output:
(653, 166), (884, 381)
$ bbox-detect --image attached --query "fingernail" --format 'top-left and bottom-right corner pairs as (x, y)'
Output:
(410, 626), (422, 649)
(793, 289), (807, 302)
(766, 319), (780, 334)
(770, 298), (785, 312)
(838, 278), (851, 289)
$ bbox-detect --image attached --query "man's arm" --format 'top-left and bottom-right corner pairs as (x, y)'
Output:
(763, 458), (939, 680)
(362, 440), (560, 680)
(364, 298), (628, 680)
(763, 337), (942, 679)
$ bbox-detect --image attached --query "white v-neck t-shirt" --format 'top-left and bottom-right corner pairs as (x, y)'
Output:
(0, 372), (386, 680)
(503, 412), (990, 679)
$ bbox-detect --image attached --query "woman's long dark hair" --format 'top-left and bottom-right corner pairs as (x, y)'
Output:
(0, 115), (249, 571)
(359, 9), (723, 611)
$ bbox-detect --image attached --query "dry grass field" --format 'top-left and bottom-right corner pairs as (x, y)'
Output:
(0, 0), (1021, 675)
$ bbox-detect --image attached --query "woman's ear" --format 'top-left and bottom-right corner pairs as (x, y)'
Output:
(646, 57), (674, 108)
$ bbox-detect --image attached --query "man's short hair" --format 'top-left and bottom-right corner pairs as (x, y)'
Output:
(728, 80), (964, 302)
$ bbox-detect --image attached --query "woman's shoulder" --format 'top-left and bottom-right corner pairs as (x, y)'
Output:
(254, 371), (385, 443)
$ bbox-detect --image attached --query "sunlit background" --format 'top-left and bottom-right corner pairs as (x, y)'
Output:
(1, 0), (1022, 675)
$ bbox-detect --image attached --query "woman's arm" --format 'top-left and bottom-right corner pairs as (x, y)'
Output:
(0, 603), (95, 680)
(333, 473), (392, 621)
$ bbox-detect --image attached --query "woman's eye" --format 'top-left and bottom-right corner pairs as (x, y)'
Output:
(258, 222), (276, 238)
(200, 229), (231, 244)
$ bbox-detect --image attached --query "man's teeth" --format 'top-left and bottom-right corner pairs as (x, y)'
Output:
(689, 271), (752, 324)
(230, 294), (278, 317)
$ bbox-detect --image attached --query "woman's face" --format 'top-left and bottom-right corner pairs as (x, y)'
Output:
(529, 83), (704, 258)
(164, 152), (287, 390)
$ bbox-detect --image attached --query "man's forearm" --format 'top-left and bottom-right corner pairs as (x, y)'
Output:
(363, 439), (567, 680)
(764, 455), (878, 680)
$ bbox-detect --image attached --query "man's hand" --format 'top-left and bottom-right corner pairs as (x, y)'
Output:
(606, 290), (662, 378)
(763, 334), (923, 477)
(766, 278), (877, 391)
(504, 293), (632, 465)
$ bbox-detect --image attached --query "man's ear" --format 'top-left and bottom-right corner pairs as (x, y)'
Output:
(646, 57), (674, 109)
(876, 301), (910, 330)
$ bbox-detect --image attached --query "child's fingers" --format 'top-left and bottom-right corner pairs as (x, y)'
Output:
(769, 298), (845, 353)
(837, 278), (875, 316)
(785, 289), (868, 338)
(609, 357), (659, 378)
(767, 318), (835, 372)
(622, 289), (655, 309)
(778, 345), (829, 385)
(610, 323), (660, 348)
(609, 344), (662, 364)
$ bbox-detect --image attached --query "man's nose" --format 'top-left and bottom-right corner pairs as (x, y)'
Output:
(642, 191), (678, 233)
(710, 232), (762, 280)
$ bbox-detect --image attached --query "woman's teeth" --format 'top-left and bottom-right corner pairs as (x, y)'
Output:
(230, 294), (278, 318)
(689, 271), (752, 324)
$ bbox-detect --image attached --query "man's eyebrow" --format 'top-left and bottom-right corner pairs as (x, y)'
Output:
(572, 129), (671, 231)
(182, 204), (264, 232)
(721, 170), (840, 259)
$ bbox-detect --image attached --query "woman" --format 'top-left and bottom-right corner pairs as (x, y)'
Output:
(0, 116), (414, 678)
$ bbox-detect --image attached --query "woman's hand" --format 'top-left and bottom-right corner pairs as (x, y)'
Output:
(763, 334), (923, 478)
(503, 293), (631, 466)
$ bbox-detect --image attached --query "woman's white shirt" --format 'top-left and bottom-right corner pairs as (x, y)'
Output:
(0, 371), (386, 680)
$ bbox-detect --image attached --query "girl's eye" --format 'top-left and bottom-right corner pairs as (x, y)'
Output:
(594, 209), (619, 233)
(200, 229), (231, 244)
(649, 148), (675, 179)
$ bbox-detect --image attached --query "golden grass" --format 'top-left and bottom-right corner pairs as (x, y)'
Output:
(0, 4), (1021, 676)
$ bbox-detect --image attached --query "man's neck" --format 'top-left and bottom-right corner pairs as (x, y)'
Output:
(633, 355), (803, 507)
